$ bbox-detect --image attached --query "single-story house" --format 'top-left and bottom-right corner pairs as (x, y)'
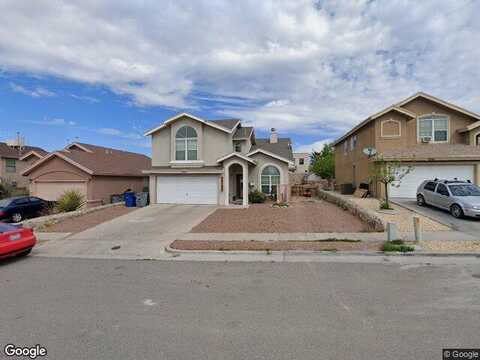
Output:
(22, 142), (150, 207)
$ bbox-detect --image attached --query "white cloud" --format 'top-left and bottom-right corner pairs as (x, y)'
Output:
(70, 94), (99, 103)
(32, 118), (75, 126)
(10, 82), (56, 97)
(97, 127), (141, 140)
(295, 138), (333, 153)
(1, 0), (479, 140)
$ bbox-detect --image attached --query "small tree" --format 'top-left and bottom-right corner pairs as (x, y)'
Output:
(369, 157), (412, 209)
(310, 144), (334, 187)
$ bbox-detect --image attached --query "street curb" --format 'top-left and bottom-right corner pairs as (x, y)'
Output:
(165, 244), (480, 258)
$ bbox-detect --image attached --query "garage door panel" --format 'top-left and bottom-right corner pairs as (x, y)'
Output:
(389, 165), (474, 198)
(35, 182), (87, 201)
(157, 175), (218, 204)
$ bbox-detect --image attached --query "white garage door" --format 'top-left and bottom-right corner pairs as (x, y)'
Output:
(389, 165), (474, 198)
(34, 181), (87, 201)
(156, 175), (218, 204)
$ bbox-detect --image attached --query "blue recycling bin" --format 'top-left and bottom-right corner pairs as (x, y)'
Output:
(124, 191), (136, 207)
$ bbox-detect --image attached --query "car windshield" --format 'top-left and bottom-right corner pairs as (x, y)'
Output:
(448, 184), (480, 196)
(0, 198), (12, 207)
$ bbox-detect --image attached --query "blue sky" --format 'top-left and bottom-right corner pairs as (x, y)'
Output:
(1, 0), (479, 155)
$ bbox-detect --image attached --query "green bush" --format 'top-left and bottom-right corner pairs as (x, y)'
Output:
(382, 240), (414, 253)
(56, 190), (85, 212)
(248, 190), (266, 203)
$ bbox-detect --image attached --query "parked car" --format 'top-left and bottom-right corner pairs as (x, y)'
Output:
(0, 222), (36, 259)
(416, 179), (480, 218)
(0, 196), (47, 223)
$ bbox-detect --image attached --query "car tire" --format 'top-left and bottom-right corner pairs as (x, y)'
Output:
(450, 204), (464, 219)
(417, 194), (426, 206)
(17, 248), (32, 257)
(11, 213), (22, 223)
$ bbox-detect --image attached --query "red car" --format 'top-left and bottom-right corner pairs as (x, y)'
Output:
(0, 223), (36, 259)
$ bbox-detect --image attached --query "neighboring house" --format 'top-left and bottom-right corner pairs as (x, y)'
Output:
(293, 153), (311, 174)
(22, 142), (150, 207)
(144, 113), (294, 206)
(0, 142), (47, 188)
(333, 92), (480, 199)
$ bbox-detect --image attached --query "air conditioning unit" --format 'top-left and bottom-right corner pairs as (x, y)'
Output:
(421, 136), (432, 143)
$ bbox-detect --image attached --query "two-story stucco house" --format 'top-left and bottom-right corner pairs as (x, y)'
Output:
(144, 113), (294, 206)
(333, 92), (480, 199)
(0, 142), (47, 188)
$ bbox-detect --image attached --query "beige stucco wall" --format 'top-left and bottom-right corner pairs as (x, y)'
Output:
(248, 153), (289, 189)
(293, 153), (310, 174)
(26, 156), (147, 205)
(150, 116), (233, 167)
(0, 156), (41, 188)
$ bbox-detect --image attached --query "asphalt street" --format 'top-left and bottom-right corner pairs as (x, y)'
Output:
(1, 256), (479, 360)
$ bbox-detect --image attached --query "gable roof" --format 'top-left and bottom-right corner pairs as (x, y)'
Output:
(144, 113), (240, 136)
(216, 152), (257, 165)
(233, 126), (254, 139)
(332, 92), (480, 146)
(248, 138), (294, 163)
(19, 149), (48, 161)
(0, 142), (47, 160)
(22, 142), (151, 177)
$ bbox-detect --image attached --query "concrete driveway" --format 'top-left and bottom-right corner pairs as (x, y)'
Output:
(392, 197), (480, 236)
(35, 204), (216, 259)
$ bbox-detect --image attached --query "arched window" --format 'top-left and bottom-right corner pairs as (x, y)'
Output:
(175, 126), (197, 160)
(261, 165), (280, 195)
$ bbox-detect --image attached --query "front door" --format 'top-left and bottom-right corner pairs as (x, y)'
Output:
(235, 174), (243, 199)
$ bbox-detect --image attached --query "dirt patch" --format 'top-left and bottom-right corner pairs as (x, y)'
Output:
(191, 200), (372, 233)
(171, 239), (383, 251)
(40, 206), (137, 233)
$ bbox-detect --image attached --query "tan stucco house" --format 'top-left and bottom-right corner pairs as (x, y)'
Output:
(22, 142), (150, 207)
(293, 153), (311, 174)
(0, 142), (47, 188)
(144, 113), (294, 206)
(333, 92), (480, 199)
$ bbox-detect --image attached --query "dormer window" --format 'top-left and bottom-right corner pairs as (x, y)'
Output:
(175, 126), (197, 160)
(418, 115), (449, 143)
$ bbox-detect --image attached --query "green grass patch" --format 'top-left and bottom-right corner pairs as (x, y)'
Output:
(382, 240), (414, 253)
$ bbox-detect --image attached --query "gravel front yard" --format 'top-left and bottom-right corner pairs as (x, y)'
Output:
(40, 205), (137, 233)
(420, 240), (480, 252)
(171, 239), (383, 251)
(349, 198), (450, 232)
(191, 200), (372, 233)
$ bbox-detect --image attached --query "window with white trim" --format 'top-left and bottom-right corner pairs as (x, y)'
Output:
(261, 166), (280, 195)
(418, 115), (448, 142)
(175, 126), (198, 160)
(5, 158), (16, 173)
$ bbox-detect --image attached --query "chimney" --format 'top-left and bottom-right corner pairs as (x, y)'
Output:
(270, 128), (278, 144)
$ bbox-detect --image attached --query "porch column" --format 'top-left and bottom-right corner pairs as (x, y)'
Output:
(475, 164), (480, 186)
(242, 164), (248, 207)
(224, 164), (230, 206)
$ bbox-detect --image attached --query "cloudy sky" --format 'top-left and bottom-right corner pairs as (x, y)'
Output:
(0, 0), (479, 154)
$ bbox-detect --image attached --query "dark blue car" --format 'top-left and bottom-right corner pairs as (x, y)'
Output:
(0, 196), (47, 223)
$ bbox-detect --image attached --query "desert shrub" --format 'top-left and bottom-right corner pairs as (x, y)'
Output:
(379, 200), (393, 210)
(249, 190), (266, 203)
(56, 190), (85, 212)
(382, 240), (414, 253)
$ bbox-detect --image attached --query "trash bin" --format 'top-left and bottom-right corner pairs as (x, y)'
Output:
(124, 191), (136, 207)
(135, 192), (149, 207)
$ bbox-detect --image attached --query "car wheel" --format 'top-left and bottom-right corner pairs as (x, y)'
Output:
(450, 204), (464, 219)
(11, 213), (22, 223)
(416, 194), (426, 206)
(17, 248), (32, 257)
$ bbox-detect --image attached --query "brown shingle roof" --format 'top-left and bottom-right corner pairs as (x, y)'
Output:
(250, 138), (294, 161)
(24, 142), (151, 177)
(0, 142), (47, 159)
(379, 144), (480, 161)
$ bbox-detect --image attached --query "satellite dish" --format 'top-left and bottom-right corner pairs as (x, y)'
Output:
(363, 147), (377, 157)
